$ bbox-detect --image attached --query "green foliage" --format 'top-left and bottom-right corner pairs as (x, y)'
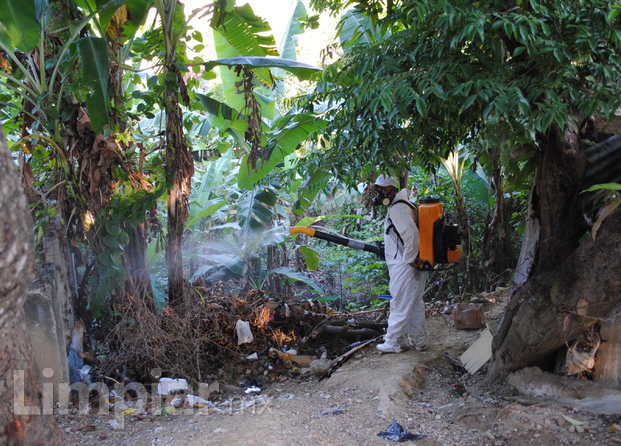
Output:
(270, 266), (323, 293)
(237, 112), (327, 189)
(337, 8), (384, 51)
(279, 0), (307, 61)
(298, 245), (319, 270)
(90, 185), (165, 316)
(583, 183), (621, 193)
(196, 93), (248, 135)
(1, 0), (543, 318)
(212, 2), (278, 111)
(204, 56), (322, 85)
(293, 167), (331, 215)
(238, 187), (278, 231)
(312, 218), (388, 307)
(0, 0), (40, 51)
(108, 0), (153, 42)
(77, 37), (110, 132)
(213, 3), (278, 58)
(308, 0), (621, 185)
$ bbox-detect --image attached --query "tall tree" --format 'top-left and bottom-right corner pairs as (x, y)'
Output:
(0, 128), (62, 445)
(310, 0), (621, 379)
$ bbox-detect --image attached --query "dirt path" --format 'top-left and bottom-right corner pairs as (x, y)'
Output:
(59, 312), (621, 446)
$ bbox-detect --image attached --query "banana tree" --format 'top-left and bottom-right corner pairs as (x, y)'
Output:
(0, 0), (158, 317)
(151, 0), (196, 311)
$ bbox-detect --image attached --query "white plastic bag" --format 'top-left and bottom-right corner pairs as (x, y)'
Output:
(236, 320), (254, 345)
(157, 377), (189, 395)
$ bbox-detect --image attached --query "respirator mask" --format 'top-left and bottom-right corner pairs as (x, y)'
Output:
(372, 190), (392, 207)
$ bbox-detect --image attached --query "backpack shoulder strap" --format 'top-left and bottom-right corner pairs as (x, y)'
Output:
(390, 199), (419, 226)
(391, 199), (416, 209)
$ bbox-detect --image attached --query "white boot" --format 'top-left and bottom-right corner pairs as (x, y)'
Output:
(376, 342), (402, 353)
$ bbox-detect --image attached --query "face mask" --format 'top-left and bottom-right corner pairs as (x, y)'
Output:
(373, 191), (392, 207)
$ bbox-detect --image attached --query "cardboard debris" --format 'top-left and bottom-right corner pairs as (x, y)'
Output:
(459, 328), (493, 374)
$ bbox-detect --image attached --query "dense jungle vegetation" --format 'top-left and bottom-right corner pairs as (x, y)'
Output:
(2, 2), (621, 437)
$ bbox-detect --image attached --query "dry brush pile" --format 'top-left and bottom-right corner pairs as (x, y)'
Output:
(101, 285), (386, 386)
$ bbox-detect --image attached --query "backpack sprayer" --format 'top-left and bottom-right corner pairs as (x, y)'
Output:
(290, 198), (462, 270)
(415, 198), (462, 270)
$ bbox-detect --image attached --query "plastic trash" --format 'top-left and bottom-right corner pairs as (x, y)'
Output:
(79, 364), (92, 384)
(170, 394), (212, 408)
(108, 419), (123, 430)
(320, 407), (344, 416)
(67, 348), (84, 384)
(161, 406), (175, 416)
(236, 320), (254, 345)
(239, 379), (260, 388)
(187, 395), (212, 407)
(377, 421), (425, 442)
(378, 294), (393, 300)
(246, 352), (258, 360)
(244, 386), (261, 394)
(157, 377), (188, 395)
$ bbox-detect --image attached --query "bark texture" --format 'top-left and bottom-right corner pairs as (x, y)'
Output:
(0, 130), (62, 445)
(488, 123), (619, 381)
(488, 209), (621, 380)
(165, 68), (194, 311)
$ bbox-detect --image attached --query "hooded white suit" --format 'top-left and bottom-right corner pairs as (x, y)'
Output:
(383, 188), (429, 349)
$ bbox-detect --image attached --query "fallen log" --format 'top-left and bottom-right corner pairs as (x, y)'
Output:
(319, 325), (380, 340)
(319, 336), (382, 381)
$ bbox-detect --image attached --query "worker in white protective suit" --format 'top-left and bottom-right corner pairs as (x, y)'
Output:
(373, 175), (429, 353)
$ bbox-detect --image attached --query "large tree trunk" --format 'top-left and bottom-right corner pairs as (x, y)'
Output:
(488, 208), (621, 380)
(487, 123), (621, 381)
(0, 130), (62, 444)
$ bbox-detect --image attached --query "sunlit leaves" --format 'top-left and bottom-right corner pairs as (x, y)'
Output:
(0, 0), (40, 51)
(298, 245), (320, 270)
(237, 113), (327, 189)
(214, 3), (277, 57)
(279, 0), (307, 60)
(204, 57), (322, 84)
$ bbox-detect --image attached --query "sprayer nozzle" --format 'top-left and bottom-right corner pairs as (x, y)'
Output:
(289, 226), (316, 237)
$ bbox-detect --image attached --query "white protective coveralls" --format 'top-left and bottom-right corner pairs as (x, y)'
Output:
(383, 188), (429, 349)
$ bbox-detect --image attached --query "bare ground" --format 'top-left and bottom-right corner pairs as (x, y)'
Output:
(58, 292), (621, 446)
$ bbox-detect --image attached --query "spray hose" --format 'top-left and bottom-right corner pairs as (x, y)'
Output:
(290, 226), (384, 260)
